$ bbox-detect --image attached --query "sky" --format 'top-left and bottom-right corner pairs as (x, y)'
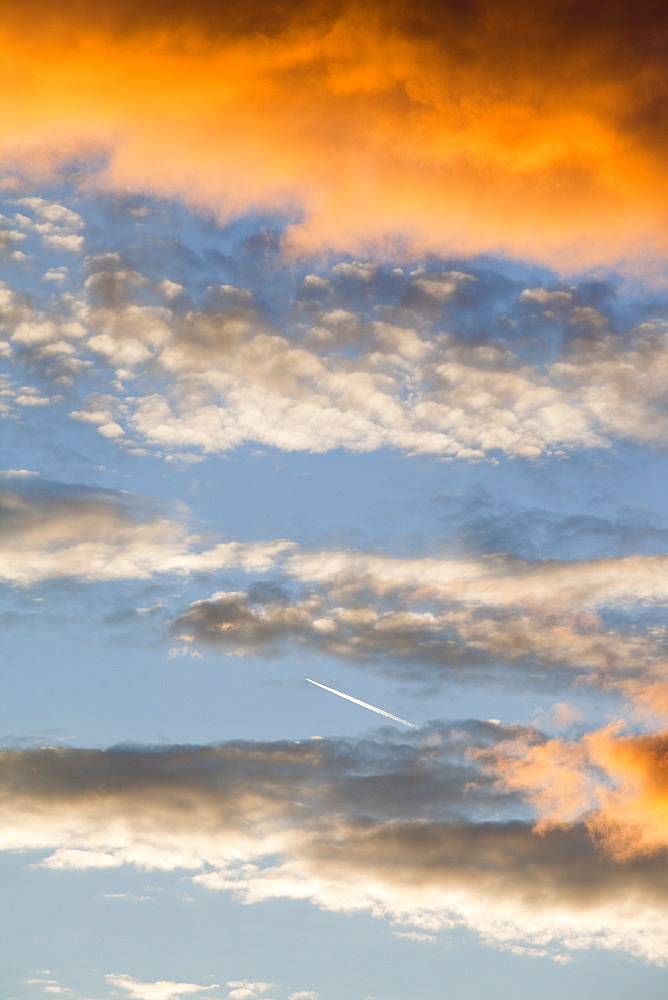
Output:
(1, 1), (668, 998)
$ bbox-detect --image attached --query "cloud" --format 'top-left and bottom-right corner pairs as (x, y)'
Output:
(0, 482), (291, 585)
(484, 724), (668, 860)
(2, 1), (668, 267)
(3, 246), (668, 460)
(225, 983), (273, 1000)
(0, 476), (664, 705)
(436, 489), (668, 562)
(73, 263), (608, 459)
(285, 548), (668, 608)
(170, 583), (668, 696)
(12, 198), (85, 256)
(105, 974), (218, 1000)
(1, 732), (667, 963)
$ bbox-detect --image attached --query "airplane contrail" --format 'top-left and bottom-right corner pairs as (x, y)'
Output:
(306, 677), (418, 728)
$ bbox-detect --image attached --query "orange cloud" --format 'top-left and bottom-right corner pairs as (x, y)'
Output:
(487, 724), (668, 859)
(2, 0), (668, 268)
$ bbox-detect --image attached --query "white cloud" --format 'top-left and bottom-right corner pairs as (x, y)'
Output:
(285, 548), (668, 608)
(225, 982), (273, 1000)
(106, 974), (218, 1000)
(331, 261), (376, 282)
(392, 932), (436, 943)
(520, 288), (572, 306)
(15, 199), (83, 230)
(3, 258), (666, 460)
(42, 234), (84, 253)
(0, 484), (292, 585)
(408, 269), (476, 302)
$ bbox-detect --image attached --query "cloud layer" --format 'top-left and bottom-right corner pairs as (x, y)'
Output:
(3, 234), (668, 462)
(2, 1), (668, 266)
(2, 479), (665, 713)
(2, 729), (668, 964)
(171, 542), (668, 708)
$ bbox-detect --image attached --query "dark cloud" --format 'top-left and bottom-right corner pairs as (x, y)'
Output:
(0, 722), (522, 824)
(2, 730), (667, 961)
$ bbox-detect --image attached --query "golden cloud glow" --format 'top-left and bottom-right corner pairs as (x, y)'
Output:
(2, 0), (668, 267)
(488, 724), (668, 859)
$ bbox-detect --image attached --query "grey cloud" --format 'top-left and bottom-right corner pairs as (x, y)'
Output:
(172, 589), (315, 654)
(170, 585), (666, 693)
(1, 733), (667, 962)
(0, 723), (521, 828)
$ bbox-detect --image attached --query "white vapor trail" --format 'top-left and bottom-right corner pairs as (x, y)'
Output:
(305, 678), (418, 728)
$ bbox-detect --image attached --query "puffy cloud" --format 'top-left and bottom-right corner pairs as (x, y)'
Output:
(225, 984), (273, 1000)
(11, 198), (85, 256)
(15, 198), (84, 233)
(1, 732), (667, 963)
(171, 568), (668, 700)
(0, 483), (291, 585)
(3, 244), (667, 459)
(553, 326), (668, 446)
(77, 273), (604, 458)
(485, 725), (668, 860)
(2, 1), (668, 268)
(105, 974), (219, 1000)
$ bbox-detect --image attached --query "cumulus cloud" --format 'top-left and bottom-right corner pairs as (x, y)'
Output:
(1, 731), (667, 963)
(3, 244), (667, 460)
(11, 198), (85, 257)
(105, 974), (219, 1000)
(73, 265), (606, 459)
(2, 1), (668, 267)
(225, 983), (273, 1000)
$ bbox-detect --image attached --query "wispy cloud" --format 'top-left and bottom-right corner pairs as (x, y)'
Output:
(0, 483), (291, 585)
